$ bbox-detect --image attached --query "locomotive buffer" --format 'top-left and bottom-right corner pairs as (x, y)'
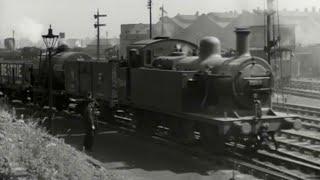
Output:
(94, 9), (107, 60)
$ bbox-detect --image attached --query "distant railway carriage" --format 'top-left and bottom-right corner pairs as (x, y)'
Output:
(64, 60), (113, 100)
(0, 60), (33, 100)
(0, 49), (92, 107)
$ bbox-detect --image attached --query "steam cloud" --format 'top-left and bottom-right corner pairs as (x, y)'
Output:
(279, 15), (320, 46)
(16, 17), (44, 43)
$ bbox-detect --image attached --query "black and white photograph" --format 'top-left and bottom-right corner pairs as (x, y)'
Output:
(0, 0), (320, 179)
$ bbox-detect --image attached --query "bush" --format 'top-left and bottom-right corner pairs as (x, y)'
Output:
(0, 109), (124, 180)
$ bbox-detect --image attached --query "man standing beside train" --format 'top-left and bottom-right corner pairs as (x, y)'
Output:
(82, 92), (96, 152)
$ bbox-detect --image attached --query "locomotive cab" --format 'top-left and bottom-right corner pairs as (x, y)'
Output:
(126, 38), (198, 69)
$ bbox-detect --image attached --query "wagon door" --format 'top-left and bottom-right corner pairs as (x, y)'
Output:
(64, 61), (80, 96)
(92, 61), (112, 101)
(79, 61), (92, 95)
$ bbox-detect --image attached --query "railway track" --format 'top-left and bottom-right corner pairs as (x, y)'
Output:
(6, 100), (320, 180)
(290, 79), (320, 92)
(115, 115), (319, 180)
(276, 79), (320, 99)
(273, 103), (320, 128)
(272, 102), (320, 175)
(279, 87), (320, 99)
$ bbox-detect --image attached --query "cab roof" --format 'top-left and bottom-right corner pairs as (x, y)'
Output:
(129, 38), (198, 50)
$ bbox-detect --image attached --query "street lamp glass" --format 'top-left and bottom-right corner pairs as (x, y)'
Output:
(42, 25), (59, 49)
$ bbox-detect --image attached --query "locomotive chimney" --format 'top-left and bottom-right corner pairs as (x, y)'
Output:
(235, 27), (251, 57)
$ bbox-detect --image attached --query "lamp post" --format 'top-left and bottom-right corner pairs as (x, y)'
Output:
(42, 24), (59, 133)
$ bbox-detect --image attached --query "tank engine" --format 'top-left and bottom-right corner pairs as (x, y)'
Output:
(65, 28), (301, 152)
(125, 28), (301, 151)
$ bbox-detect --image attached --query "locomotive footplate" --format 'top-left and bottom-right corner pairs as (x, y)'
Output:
(173, 111), (302, 137)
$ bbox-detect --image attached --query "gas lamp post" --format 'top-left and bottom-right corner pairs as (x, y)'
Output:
(42, 24), (59, 133)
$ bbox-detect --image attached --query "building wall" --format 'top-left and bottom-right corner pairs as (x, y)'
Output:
(250, 25), (296, 48)
(120, 24), (150, 59)
(120, 34), (148, 59)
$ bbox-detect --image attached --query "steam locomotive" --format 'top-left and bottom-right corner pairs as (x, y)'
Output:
(64, 27), (301, 152)
(0, 27), (301, 152)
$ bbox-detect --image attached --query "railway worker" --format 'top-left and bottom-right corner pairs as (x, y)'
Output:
(253, 93), (262, 119)
(82, 92), (96, 152)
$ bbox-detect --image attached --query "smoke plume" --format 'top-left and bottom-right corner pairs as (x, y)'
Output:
(16, 17), (44, 43)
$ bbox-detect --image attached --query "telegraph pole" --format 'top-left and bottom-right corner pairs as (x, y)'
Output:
(147, 0), (152, 39)
(160, 5), (167, 36)
(94, 9), (107, 60)
(12, 30), (15, 51)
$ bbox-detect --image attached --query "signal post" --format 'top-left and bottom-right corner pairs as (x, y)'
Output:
(94, 9), (107, 60)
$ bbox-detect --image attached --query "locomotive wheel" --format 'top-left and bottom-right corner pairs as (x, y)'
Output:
(169, 119), (195, 144)
(134, 110), (155, 136)
(199, 124), (226, 154)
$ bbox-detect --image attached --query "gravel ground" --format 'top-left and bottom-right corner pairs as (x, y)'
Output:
(62, 126), (260, 180)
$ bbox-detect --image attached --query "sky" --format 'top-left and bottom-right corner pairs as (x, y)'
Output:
(1, 0), (320, 42)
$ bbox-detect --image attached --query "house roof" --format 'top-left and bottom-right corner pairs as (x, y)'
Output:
(173, 14), (224, 45)
(207, 12), (239, 21)
(171, 14), (198, 29)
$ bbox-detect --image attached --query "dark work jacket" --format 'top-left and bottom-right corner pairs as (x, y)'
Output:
(82, 102), (95, 131)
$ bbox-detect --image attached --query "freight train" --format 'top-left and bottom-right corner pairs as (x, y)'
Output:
(0, 27), (301, 152)
(0, 47), (92, 109)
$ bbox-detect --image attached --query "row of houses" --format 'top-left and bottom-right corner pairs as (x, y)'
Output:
(120, 8), (320, 58)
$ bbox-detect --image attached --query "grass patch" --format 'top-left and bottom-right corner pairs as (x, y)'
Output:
(0, 108), (125, 180)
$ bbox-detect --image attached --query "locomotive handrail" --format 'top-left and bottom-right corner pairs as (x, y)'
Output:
(209, 74), (232, 78)
(252, 88), (272, 92)
(244, 77), (270, 80)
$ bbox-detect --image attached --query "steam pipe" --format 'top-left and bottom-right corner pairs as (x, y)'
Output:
(235, 27), (251, 57)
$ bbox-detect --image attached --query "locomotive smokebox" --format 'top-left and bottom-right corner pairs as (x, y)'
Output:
(235, 27), (251, 57)
(199, 36), (221, 59)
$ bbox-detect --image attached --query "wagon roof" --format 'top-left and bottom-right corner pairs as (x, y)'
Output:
(53, 52), (93, 61)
